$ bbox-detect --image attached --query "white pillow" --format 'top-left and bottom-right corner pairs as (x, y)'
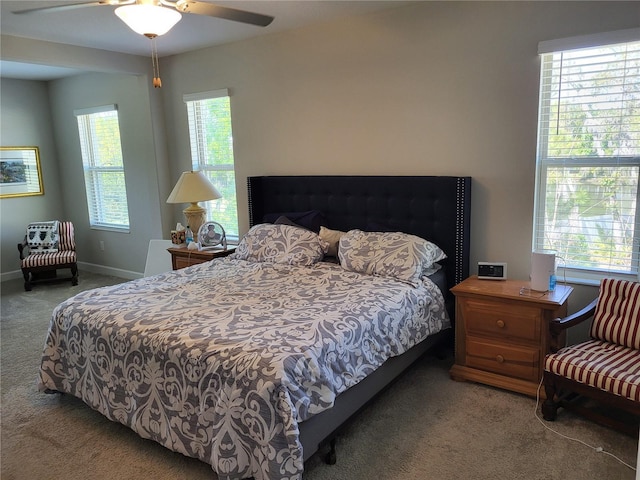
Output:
(338, 229), (446, 286)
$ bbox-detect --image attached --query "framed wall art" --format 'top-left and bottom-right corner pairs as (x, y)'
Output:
(0, 146), (44, 198)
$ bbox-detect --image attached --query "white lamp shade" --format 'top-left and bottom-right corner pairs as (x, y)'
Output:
(115, 4), (182, 36)
(166, 171), (222, 204)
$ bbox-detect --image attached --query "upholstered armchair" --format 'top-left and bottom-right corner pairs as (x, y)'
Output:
(18, 221), (78, 291)
(542, 278), (640, 436)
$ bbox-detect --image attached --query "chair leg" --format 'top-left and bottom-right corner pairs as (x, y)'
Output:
(542, 375), (558, 421)
(22, 269), (32, 291)
(71, 264), (78, 286)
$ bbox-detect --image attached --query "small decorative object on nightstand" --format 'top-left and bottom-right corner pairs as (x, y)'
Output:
(449, 275), (573, 397)
(198, 221), (227, 250)
(166, 171), (222, 243)
(167, 246), (235, 270)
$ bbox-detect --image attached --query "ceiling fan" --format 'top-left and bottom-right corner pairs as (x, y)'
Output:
(13, 1), (274, 87)
(13, 1), (274, 28)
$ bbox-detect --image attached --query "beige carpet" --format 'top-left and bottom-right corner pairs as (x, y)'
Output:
(1, 272), (637, 480)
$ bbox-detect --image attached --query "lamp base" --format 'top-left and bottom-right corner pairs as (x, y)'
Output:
(183, 203), (206, 243)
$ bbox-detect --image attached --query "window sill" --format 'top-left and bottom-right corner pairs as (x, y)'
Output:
(558, 268), (638, 287)
(90, 225), (130, 234)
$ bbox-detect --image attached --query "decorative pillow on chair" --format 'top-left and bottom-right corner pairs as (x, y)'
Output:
(26, 221), (60, 253)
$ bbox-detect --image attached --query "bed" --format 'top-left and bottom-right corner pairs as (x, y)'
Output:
(38, 175), (471, 480)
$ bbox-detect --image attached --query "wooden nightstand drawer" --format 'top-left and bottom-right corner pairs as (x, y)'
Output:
(466, 337), (540, 382)
(167, 247), (235, 270)
(463, 299), (541, 342)
(173, 256), (196, 270)
(450, 276), (572, 397)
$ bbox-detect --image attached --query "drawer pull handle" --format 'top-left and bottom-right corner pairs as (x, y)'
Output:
(496, 320), (505, 328)
(496, 355), (505, 363)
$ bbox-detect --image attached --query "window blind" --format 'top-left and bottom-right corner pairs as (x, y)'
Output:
(75, 106), (130, 231)
(184, 92), (238, 239)
(534, 35), (640, 281)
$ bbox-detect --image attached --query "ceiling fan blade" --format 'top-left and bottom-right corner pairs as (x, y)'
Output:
(12, 1), (135, 15)
(177, 1), (273, 27)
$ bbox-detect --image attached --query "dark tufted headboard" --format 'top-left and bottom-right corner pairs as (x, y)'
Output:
(247, 175), (471, 308)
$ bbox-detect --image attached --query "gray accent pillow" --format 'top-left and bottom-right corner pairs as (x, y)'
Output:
(263, 210), (326, 233)
(233, 223), (328, 266)
(274, 216), (306, 229)
(338, 229), (447, 286)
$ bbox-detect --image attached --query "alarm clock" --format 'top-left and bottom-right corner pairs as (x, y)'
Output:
(477, 262), (508, 280)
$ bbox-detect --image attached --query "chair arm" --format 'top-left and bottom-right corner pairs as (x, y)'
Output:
(549, 298), (598, 337)
(17, 237), (29, 260)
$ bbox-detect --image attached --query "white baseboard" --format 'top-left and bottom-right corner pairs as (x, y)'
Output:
(0, 263), (142, 284)
(78, 262), (142, 280)
(0, 270), (23, 283)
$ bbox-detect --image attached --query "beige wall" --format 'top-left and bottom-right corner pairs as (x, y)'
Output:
(160, 1), (640, 286)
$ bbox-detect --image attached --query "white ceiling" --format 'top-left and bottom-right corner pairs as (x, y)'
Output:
(1, 0), (409, 80)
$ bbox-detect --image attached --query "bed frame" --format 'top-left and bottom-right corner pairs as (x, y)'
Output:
(247, 175), (472, 464)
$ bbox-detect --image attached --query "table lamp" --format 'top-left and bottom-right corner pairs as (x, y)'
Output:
(166, 171), (221, 243)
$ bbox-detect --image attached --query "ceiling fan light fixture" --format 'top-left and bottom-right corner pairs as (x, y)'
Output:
(115, 4), (182, 36)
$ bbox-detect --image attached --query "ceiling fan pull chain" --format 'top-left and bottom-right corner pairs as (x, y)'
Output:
(148, 34), (162, 88)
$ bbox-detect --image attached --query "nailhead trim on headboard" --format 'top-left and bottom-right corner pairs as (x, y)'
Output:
(455, 177), (471, 286)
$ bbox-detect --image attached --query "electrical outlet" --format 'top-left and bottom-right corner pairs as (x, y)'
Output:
(100, 240), (105, 251)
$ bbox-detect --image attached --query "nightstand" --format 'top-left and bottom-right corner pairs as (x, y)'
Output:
(449, 275), (573, 397)
(167, 246), (235, 270)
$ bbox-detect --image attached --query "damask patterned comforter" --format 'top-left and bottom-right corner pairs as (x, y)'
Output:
(38, 257), (449, 480)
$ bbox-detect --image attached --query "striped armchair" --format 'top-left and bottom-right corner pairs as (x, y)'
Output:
(542, 278), (640, 435)
(18, 221), (78, 291)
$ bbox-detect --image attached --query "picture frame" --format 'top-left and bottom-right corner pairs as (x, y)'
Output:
(0, 146), (44, 198)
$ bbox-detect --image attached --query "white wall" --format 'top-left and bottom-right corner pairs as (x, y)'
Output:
(0, 79), (64, 276)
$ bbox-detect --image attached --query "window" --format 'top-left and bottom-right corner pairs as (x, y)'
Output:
(184, 89), (239, 240)
(75, 105), (130, 231)
(534, 30), (640, 282)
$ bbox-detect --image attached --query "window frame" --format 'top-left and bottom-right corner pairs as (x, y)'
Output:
(183, 89), (239, 242)
(533, 29), (640, 284)
(74, 104), (131, 232)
